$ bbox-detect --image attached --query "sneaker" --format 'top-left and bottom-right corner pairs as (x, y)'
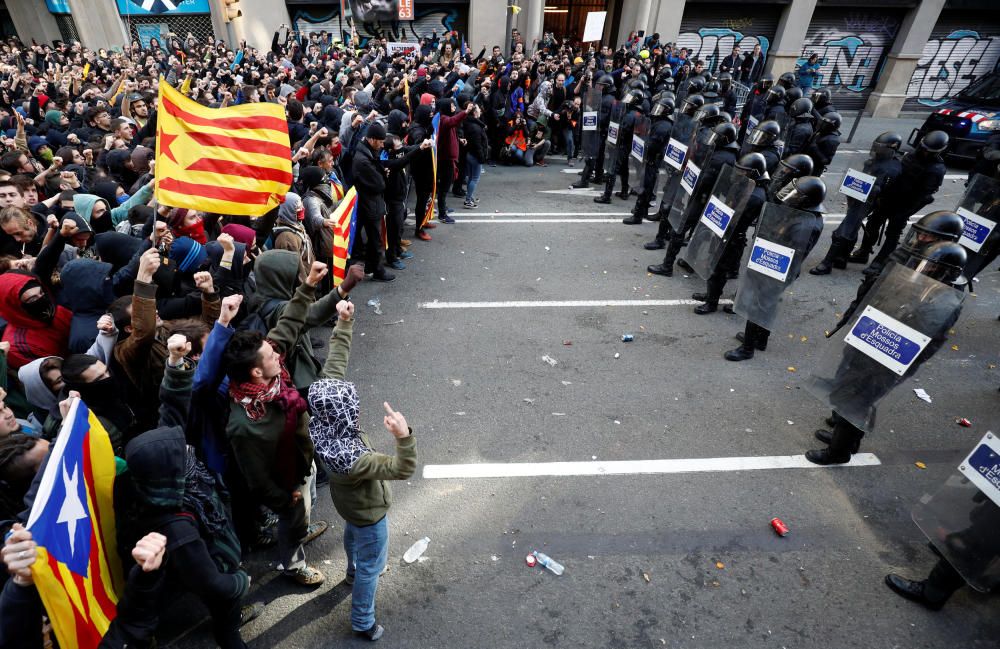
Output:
(439, 214), (456, 224)
(446, 208), (455, 214)
(299, 521), (329, 545)
(388, 260), (406, 270)
(472, 198), (479, 206)
(536, 160), (548, 167)
(399, 251), (414, 259)
(416, 231), (432, 241)
(372, 271), (396, 282)
(240, 602), (265, 627)
(567, 159), (575, 167)
(354, 623), (384, 641)
(463, 201), (475, 209)
(285, 565), (325, 586)
(250, 529), (277, 551)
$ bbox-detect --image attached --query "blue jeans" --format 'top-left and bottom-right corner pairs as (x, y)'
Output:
(466, 153), (482, 202)
(344, 516), (389, 631)
(562, 127), (575, 159)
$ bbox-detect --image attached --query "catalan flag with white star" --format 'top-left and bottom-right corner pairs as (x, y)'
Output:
(331, 186), (358, 287)
(27, 398), (123, 649)
(155, 79), (292, 217)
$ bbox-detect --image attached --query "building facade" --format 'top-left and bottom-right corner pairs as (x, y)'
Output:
(0, 0), (997, 115)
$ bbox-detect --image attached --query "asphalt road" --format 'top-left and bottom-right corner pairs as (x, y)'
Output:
(166, 119), (999, 648)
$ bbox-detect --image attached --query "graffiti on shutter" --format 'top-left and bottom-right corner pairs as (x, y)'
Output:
(676, 29), (770, 75)
(906, 29), (1000, 107)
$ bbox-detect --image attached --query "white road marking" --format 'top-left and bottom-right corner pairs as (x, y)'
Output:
(423, 453), (882, 479)
(539, 188), (605, 196)
(419, 299), (734, 309)
(458, 218), (624, 223)
(461, 211), (632, 216)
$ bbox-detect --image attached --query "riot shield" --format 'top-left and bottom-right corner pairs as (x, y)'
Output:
(911, 432), (1000, 592)
(603, 101), (625, 175)
(804, 263), (965, 433)
(663, 113), (696, 173)
(678, 165), (756, 279)
(629, 115), (651, 195)
(732, 203), (824, 329)
(667, 128), (717, 232)
(580, 87), (602, 159)
(955, 173), (1000, 279)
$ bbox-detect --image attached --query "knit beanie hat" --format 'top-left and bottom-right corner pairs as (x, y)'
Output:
(169, 236), (207, 272)
(221, 223), (256, 248)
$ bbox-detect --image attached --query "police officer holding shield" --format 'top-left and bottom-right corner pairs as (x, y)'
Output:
(624, 91), (675, 225)
(594, 83), (649, 203)
(573, 75), (615, 189)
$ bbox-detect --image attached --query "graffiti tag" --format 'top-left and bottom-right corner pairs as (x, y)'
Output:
(292, 8), (458, 45)
(842, 13), (899, 40)
(676, 28), (770, 75)
(907, 30), (1000, 106)
(799, 26), (896, 92)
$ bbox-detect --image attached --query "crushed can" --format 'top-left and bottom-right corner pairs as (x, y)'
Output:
(770, 517), (789, 537)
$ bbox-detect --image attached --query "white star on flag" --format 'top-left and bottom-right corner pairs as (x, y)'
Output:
(56, 462), (88, 556)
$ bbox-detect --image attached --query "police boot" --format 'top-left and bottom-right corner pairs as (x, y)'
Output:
(623, 197), (647, 224)
(645, 215), (670, 249)
(734, 331), (768, 351)
(884, 575), (946, 611)
(724, 322), (757, 361)
(593, 174), (615, 204)
(810, 238), (851, 275)
(572, 159), (593, 188)
(615, 185), (632, 200)
(646, 200), (661, 221)
(805, 421), (861, 465)
(693, 297), (718, 314)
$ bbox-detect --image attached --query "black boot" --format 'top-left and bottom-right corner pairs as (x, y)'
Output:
(615, 186), (632, 200)
(694, 300), (718, 314)
(691, 292), (709, 301)
(623, 197), (647, 224)
(735, 330), (768, 351)
(647, 263), (672, 277)
(594, 174), (614, 204)
(814, 429), (833, 444)
(810, 238), (851, 275)
(724, 338), (755, 361)
(572, 159), (592, 188)
(805, 421), (861, 465)
(884, 574), (945, 611)
(677, 259), (694, 273)
(848, 247), (870, 264)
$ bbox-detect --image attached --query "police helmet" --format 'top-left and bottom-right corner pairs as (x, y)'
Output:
(784, 86), (803, 106)
(681, 94), (705, 116)
(765, 85), (785, 105)
(650, 92), (675, 117)
(768, 154), (814, 195)
(789, 97), (814, 119)
(904, 241), (967, 285)
(778, 71), (796, 89)
(623, 87), (648, 107)
(735, 152), (769, 182)
(687, 76), (707, 93)
(693, 103), (720, 123)
(817, 111), (842, 134)
(900, 210), (965, 252)
(627, 78), (647, 91)
(811, 87), (831, 108)
(707, 121), (739, 149)
(870, 131), (903, 159)
(638, 72), (650, 86)
(703, 80), (721, 98)
(718, 72), (733, 92)
(776, 176), (827, 212)
(757, 73), (774, 93)
(746, 119), (781, 147)
(918, 130), (949, 154)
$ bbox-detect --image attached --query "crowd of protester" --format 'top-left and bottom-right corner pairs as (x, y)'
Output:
(0, 19), (896, 646)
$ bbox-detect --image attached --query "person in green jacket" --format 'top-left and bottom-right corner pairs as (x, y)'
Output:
(308, 297), (417, 642)
(222, 261), (330, 587)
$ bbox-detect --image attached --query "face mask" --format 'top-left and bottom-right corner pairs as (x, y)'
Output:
(331, 142), (343, 158)
(22, 295), (55, 322)
(116, 193), (130, 204)
(39, 150), (53, 164)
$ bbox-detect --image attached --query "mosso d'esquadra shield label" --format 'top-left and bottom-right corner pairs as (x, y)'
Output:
(839, 168), (876, 202)
(582, 111), (597, 131)
(680, 161), (701, 195)
(631, 136), (645, 161)
(844, 306), (932, 376)
(958, 433), (1000, 507)
(607, 121), (620, 145)
(956, 207), (995, 253)
(664, 138), (687, 170)
(699, 196), (735, 238)
(747, 237), (796, 282)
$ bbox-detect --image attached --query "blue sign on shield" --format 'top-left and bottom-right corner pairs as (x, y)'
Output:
(843, 306), (932, 376)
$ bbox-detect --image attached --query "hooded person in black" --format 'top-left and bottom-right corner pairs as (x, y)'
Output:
(406, 105), (436, 241)
(382, 110), (430, 269)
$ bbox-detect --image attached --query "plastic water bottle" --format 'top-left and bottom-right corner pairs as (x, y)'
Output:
(532, 551), (564, 575)
(403, 537), (430, 563)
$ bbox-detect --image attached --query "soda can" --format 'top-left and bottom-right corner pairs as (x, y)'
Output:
(770, 517), (789, 537)
(525, 554), (537, 567)
(957, 417), (972, 427)
(622, 334), (634, 342)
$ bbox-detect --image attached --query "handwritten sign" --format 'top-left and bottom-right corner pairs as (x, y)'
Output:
(844, 306), (931, 376)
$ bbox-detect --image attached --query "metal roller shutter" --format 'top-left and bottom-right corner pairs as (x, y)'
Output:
(903, 10), (1000, 110)
(799, 7), (905, 112)
(677, 3), (782, 76)
(122, 14), (216, 46)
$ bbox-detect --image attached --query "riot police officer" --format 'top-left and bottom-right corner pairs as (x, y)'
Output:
(717, 72), (737, 116)
(783, 97), (815, 156)
(805, 111), (842, 175)
(741, 119), (782, 173)
(811, 87), (835, 119)
(860, 130), (949, 273)
(737, 73), (774, 142)
(806, 240), (968, 465)
(762, 86), (787, 124)
(777, 71), (796, 89)
(688, 152), (770, 313)
(646, 121), (741, 272)
(595, 84), (649, 203)
(766, 153), (814, 202)
(624, 92), (675, 225)
(574, 74), (616, 189)
(725, 176), (827, 360)
(810, 131), (903, 275)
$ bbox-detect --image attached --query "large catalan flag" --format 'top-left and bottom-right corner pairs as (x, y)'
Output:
(420, 113), (441, 229)
(331, 186), (358, 286)
(155, 80), (292, 217)
(27, 398), (123, 649)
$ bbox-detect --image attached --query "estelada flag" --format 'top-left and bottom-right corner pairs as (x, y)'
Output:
(155, 80), (292, 217)
(27, 398), (123, 649)
(331, 186), (358, 287)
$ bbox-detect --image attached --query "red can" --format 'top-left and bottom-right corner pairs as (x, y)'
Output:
(770, 517), (789, 537)
(957, 418), (972, 428)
